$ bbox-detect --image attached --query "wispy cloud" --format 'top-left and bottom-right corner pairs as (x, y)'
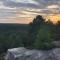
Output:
(47, 5), (59, 9)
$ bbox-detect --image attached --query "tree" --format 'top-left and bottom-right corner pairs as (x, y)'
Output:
(34, 26), (53, 50)
(29, 15), (45, 33)
(27, 15), (46, 48)
(53, 21), (60, 41)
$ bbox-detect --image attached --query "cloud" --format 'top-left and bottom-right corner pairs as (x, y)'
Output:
(47, 5), (59, 9)
(11, 0), (38, 4)
(0, 1), (16, 9)
(4, 2), (39, 9)
(0, 4), (16, 9)
(0, 0), (60, 23)
(0, 0), (40, 9)
(0, 0), (60, 9)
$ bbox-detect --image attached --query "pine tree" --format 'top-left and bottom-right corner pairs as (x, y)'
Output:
(34, 26), (53, 49)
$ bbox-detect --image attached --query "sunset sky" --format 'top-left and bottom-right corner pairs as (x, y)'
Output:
(0, 0), (60, 24)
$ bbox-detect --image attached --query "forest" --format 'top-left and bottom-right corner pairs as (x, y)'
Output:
(0, 15), (60, 53)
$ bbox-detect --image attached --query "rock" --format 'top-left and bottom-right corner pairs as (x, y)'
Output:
(5, 47), (60, 60)
(52, 41), (60, 47)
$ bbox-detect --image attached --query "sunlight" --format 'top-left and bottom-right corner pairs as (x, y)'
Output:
(46, 14), (60, 24)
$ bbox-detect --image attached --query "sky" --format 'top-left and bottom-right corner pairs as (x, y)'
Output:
(0, 0), (60, 24)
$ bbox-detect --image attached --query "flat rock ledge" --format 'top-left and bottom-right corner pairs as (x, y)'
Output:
(5, 47), (60, 60)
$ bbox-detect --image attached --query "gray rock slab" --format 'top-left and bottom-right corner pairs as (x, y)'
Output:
(5, 47), (60, 60)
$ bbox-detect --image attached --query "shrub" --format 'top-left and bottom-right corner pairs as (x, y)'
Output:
(34, 26), (53, 50)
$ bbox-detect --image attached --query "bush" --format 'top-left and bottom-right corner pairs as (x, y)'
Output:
(0, 32), (25, 52)
(34, 26), (53, 50)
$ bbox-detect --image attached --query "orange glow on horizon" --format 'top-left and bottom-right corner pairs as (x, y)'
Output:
(0, 15), (60, 24)
(0, 18), (33, 24)
(45, 14), (60, 24)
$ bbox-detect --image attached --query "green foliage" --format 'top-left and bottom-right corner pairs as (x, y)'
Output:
(34, 26), (53, 50)
(0, 24), (29, 52)
(27, 15), (45, 48)
(0, 32), (24, 52)
(29, 15), (45, 34)
(53, 21), (60, 41)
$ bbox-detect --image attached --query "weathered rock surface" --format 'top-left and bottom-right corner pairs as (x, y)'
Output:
(5, 47), (60, 60)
